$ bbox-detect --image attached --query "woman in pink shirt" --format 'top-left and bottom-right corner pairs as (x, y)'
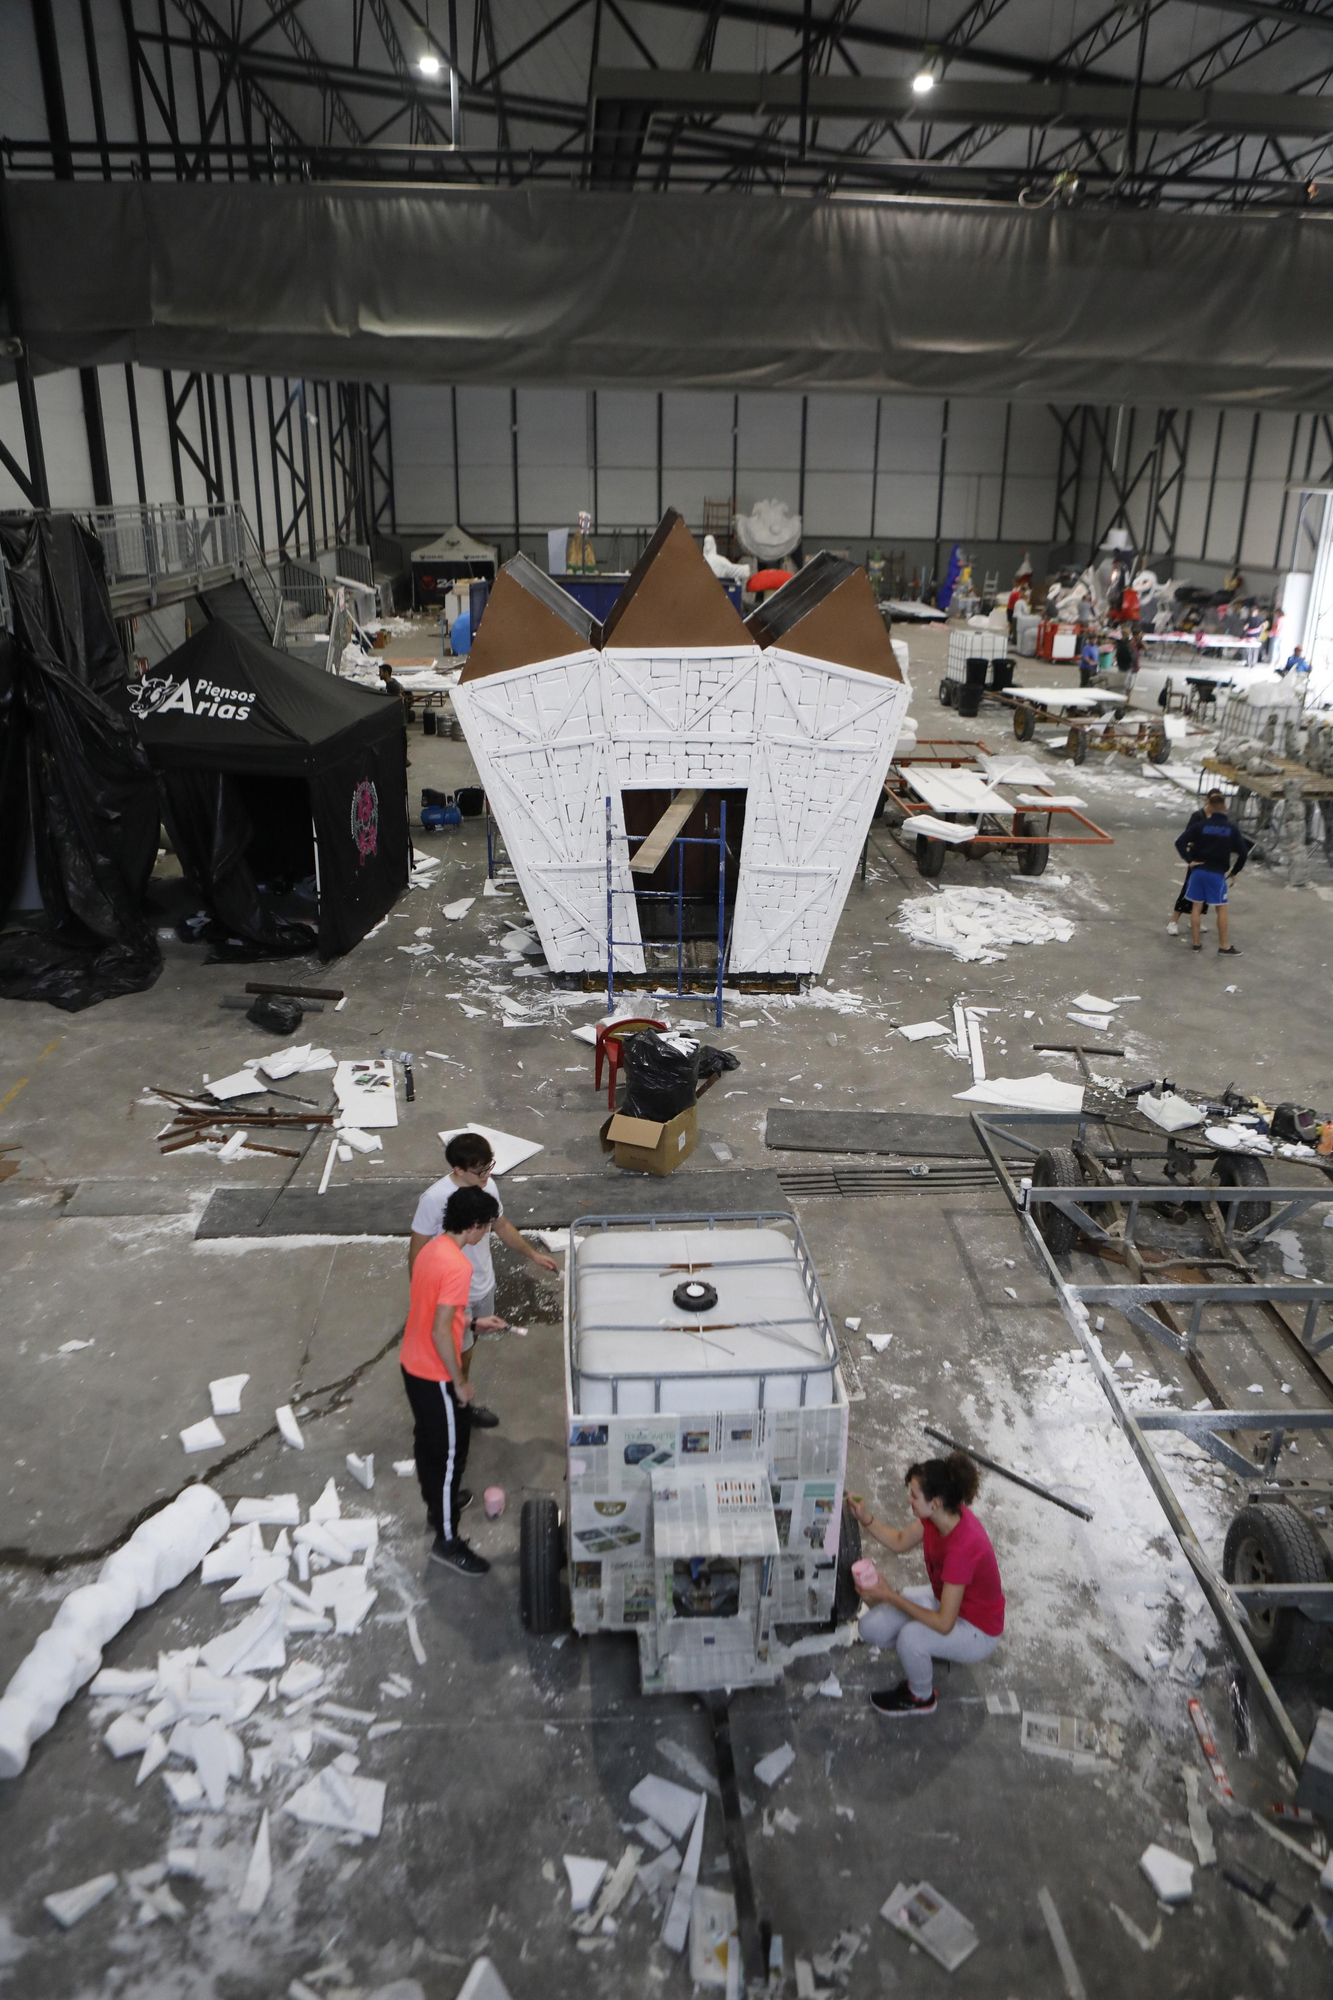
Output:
(850, 1451), (1005, 1717)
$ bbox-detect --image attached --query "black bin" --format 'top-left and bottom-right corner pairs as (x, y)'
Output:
(455, 786), (485, 817)
(957, 684), (984, 718)
(990, 660), (1015, 692)
(964, 655), (991, 687)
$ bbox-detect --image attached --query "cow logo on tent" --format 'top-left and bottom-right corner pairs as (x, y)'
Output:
(351, 779), (379, 863)
(129, 674), (176, 719)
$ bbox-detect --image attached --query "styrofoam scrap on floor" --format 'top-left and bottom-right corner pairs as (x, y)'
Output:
(339, 1127), (382, 1154)
(986, 1691), (1021, 1716)
(898, 885), (1074, 964)
(199, 1602), (286, 1679)
(284, 1766), (385, 1838)
(308, 1477), (341, 1524)
(897, 1019), (950, 1040)
(105, 1711), (153, 1759)
(136, 1731), (169, 1786)
(637, 1846), (682, 1897)
(629, 1775), (705, 1844)
(220, 1554), (290, 1603)
(754, 1743), (795, 1787)
(44, 1873), (118, 1928)
(367, 1721), (402, 1740)
(956, 1072), (1084, 1113)
(574, 1844), (642, 1935)
(1182, 1769), (1217, 1868)
(163, 1769), (205, 1811)
(455, 1958), (514, 2000)
(217, 1131), (249, 1164)
(1071, 992), (1115, 1012)
(1038, 1886), (1086, 1998)
(816, 1673), (843, 1699)
(406, 1613), (426, 1666)
(482, 879), (509, 897)
(209, 1374), (250, 1417)
(275, 1405), (305, 1450)
(236, 1809), (272, 1916)
(1067, 1011), (1117, 1031)
(180, 1417), (226, 1455)
(866, 1333), (892, 1353)
(311, 1722), (359, 1754)
(90, 1666), (158, 1697)
(334, 1590), (377, 1635)
(277, 1661), (323, 1700)
(661, 1797), (707, 1953)
(164, 1848), (203, 1880)
(1139, 1844), (1193, 1903)
(231, 1495), (300, 1527)
(393, 1460), (416, 1477)
(563, 1856), (608, 1914)
(346, 1453), (375, 1490)
(632, 1816), (673, 1853)
(772, 1807), (801, 1835)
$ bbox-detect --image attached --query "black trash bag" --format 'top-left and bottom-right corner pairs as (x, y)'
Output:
(697, 1045), (740, 1080)
(0, 516), (161, 1011)
(246, 993), (304, 1035)
(622, 1030), (701, 1122)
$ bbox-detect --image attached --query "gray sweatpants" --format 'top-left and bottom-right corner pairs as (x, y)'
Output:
(859, 1585), (1000, 1699)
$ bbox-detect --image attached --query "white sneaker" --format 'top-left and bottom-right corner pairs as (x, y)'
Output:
(1167, 920), (1179, 936)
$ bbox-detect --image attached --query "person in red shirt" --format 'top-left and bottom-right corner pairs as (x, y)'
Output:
(400, 1184), (505, 1576)
(849, 1451), (1005, 1717)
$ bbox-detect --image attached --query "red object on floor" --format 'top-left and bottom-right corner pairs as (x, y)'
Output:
(746, 568), (795, 592)
(595, 1018), (667, 1109)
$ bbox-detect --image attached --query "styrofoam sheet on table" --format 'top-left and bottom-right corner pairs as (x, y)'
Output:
(1006, 687), (1104, 709)
(574, 1226), (832, 1415)
(901, 768), (1011, 815)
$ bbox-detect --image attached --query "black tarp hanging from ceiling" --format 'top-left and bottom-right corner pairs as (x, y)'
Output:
(133, 622), (409, 961)
(0, 516), (161, 1012)
(6, 180), (1333, 409)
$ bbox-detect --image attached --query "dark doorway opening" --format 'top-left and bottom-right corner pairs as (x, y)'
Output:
(621, 788), (745, 944)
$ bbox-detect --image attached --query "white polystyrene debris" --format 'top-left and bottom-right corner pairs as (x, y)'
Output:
(278, 1660), (324, 1700)
(180, 1418), (226, 1455)
(231, 1495), (301, 1526)
(628, 1775), (705, 1844)
(284, 1766), (385, 1837)
(955, 1072), (1084, 1112)
(209, 1374), (250, 1416)
(346, 1454), (375, 1490)
(309, 1478), (341, 1523)
(563, 1855), (608, 1913)
(1139, 1091), (1205, 1132)
(897, 885), (1074, 964)
(339, 1128), (382, 1154)
(754, 1744), (796, 1787)
(1071, 992), (1115, 1012)
(897, 1020), (950, 1041)
(1139, 1844), (1193, 1903)
(0, 1485), (229, 1781)
(455, 1959), (513, 2000)
(275, 1406), (305, 1450)
(104, 1712), (153, 1759)
(443, 898), (476, 919)
(237, 1811), (272, 1915)
(44, 1873), (118, 1928)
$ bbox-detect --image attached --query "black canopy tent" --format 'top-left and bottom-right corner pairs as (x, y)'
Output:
(133, 624), (409, 961)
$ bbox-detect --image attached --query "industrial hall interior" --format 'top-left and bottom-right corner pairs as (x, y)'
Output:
(8, 4), (1333, 1998)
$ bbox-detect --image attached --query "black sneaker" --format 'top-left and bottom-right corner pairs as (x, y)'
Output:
(430, 1536), (490, 1576)
(469, 1405), (500, 1429)
(870, 1680), (937, 1717)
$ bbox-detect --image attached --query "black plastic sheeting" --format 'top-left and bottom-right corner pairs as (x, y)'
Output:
(0, 517), (161, 1011)
(136, 622), (409, 961)
(7, 181), (1333, 408)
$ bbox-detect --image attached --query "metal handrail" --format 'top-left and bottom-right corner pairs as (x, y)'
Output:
(87, 500), (287, 645)
(336, 543), (373, 587)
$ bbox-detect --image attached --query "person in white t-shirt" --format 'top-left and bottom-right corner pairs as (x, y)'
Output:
(409, 1131), (559, 1429)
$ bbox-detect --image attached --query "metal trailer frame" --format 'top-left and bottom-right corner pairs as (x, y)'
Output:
(882, 741), (1114, 878)
(970, 1107), (1333, 1769)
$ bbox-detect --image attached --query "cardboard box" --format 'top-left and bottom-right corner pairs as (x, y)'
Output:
(600, 1103), (698, 1176)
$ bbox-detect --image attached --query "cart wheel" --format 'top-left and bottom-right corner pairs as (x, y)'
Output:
(1215, 1154), (1271, 1236)
(1111, 706), (1128, 722)
(832, 1501), (864, 1629)
(938, 678), (954, 708)
(1147, 732), (1171, 764)
(1223, 1504), (1331, 1675)
(1031, 1147), (1084, 1257)
(1013, 707), (1036, 741)
(1017, 836), (1050, 877)
(520, 1497), (565, 1635)
(1067, 726), (1088, 765)
(915, 835), (947, 877)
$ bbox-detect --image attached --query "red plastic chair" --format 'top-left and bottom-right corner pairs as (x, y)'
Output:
(595, 1018), (667, 1110)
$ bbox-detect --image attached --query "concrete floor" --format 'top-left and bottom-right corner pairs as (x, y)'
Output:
(1, 615), (1331, 1998)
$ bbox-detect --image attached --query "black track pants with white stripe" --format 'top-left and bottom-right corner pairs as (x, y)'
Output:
(402, 1366), (472, 1540)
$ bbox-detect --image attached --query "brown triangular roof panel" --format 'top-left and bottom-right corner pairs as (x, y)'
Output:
(601, 510), (749, 649)
(745, 554), (902, 681)
(459, 554), (600, 683)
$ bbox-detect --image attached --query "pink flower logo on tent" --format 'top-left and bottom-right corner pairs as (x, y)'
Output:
(350, 779), (379, 863)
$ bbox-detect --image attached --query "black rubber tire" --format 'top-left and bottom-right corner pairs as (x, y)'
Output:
(1216, 1154), (1271, 1236)
(1018, 837), (1050, 876)
(939, 678), (954, 708)
(1067, 726), (1088, 765)
(1148, 732), (1171, 764)
(1013, 706), (1036, 742)
(1223, 1504), (1331, 1675)
(1111, 705), (1128, 722)
(915, 834), (947, 877)
(520, 1497), (565, 1635)
(1031, 1147), (1084, 1257)
(832, 1501), (864, 1628)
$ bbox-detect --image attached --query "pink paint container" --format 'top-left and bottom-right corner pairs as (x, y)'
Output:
(483, 1486), (506, 1519)
(851, 1558), (879, 1592)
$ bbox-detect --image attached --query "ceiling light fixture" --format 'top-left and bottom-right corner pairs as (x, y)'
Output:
(912, 67), (936, 94)
(418, 52), (442, 76)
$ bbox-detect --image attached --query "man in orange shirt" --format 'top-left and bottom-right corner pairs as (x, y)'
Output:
(400, 1185), (504, 1575)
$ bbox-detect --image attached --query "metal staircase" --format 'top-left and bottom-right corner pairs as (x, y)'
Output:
(91, 501), (286, 644)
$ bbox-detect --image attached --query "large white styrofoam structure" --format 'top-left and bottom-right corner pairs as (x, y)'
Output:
(453, 639), (908, 975)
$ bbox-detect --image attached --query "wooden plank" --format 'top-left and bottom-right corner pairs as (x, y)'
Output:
(629, 788), (704, 874)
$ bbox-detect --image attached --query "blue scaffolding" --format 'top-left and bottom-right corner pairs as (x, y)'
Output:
(605, 795), (727, 1029)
